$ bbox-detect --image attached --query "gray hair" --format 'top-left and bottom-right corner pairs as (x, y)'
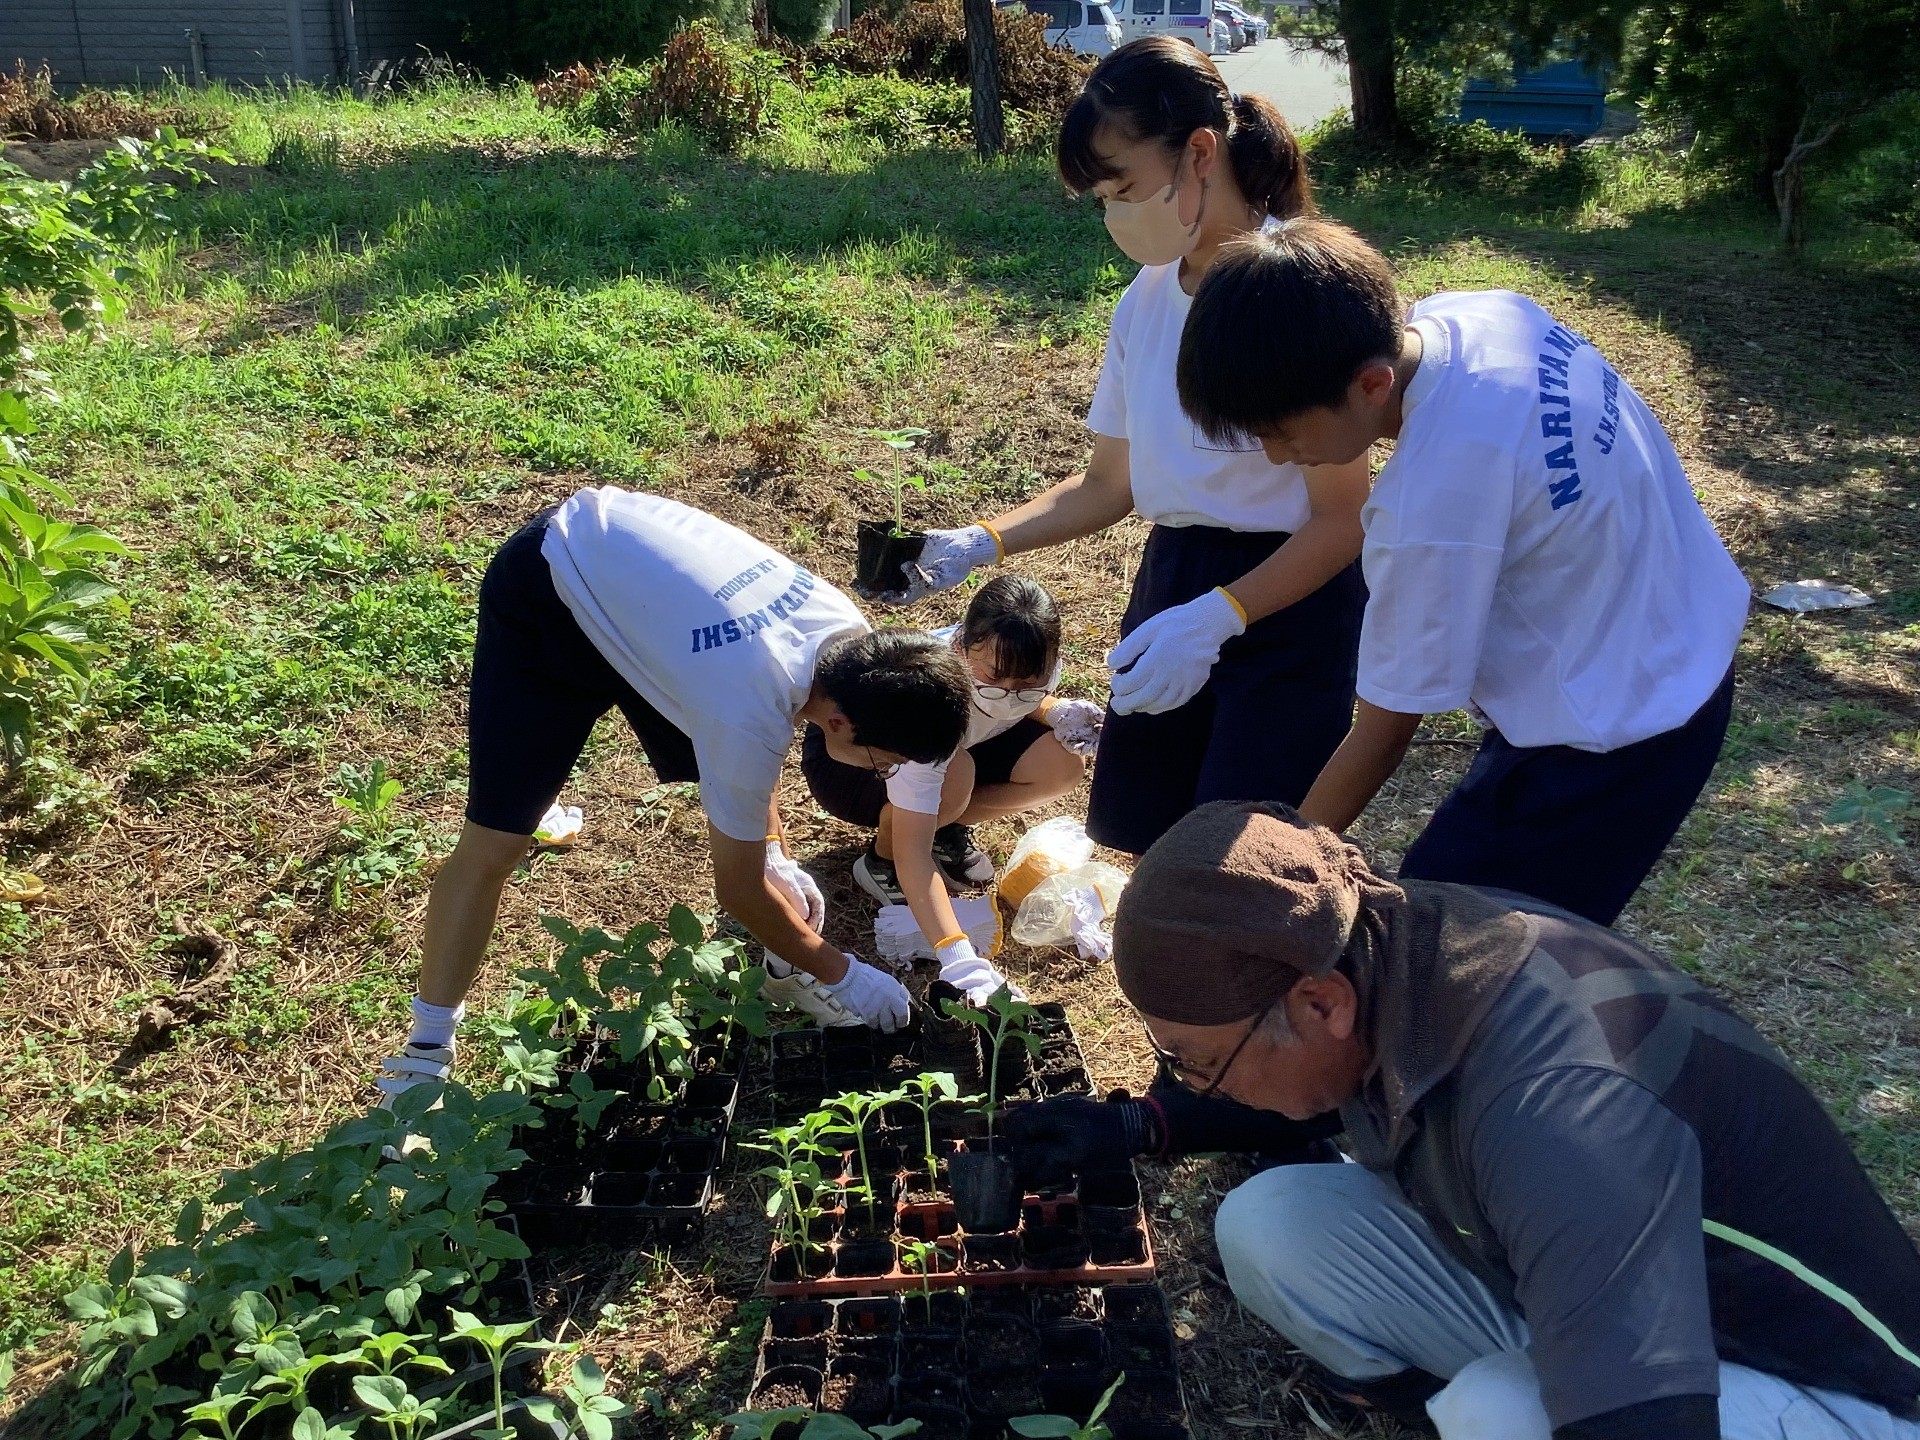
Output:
(1256, 997), (1300, 1048)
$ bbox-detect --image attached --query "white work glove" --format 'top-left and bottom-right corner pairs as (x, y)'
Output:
(765, 842), (826, 931)
(1106, 587), (1246, 715)
(882, 525), (1001, 605)
(936, 937), (1025, 1005)
(823, 955), (913, 1032)
(1045, 698), (1105, 757)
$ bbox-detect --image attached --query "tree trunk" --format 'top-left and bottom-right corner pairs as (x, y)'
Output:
(1339, 0), (1397, 146)
(963, 0), (1006, 160)
(1772, 112), (1843, 250)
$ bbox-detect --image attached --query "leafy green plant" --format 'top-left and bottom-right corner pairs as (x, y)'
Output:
(896, 1070), (974, 1182)
(940, 988), (1043, 1140)
(354, 1374), (441, 1440)
(1010, 1372), (1126, 1440)
(749, 1114), (837, 1265)
(0, 130), (221, 765)
(330, 760), (430, 908)
(824, 1086), (904, 1208)
(722, 1409), (922, 1440)
(899, 1238), (942, 1315)
(526, 1355), (634, 1440)
(858, 427), (930, 536)
(523, 904), (769, 1103)
(1826, 781), (1913, 881)
(448, 1310), (554, 1440)
(60, 1079), (540, 1440)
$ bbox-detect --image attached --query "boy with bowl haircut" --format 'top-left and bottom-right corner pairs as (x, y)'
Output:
(1175, 220), (1748, 925)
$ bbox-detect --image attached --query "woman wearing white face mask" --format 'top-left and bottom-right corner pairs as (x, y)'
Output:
(885, 38), (1371, 857)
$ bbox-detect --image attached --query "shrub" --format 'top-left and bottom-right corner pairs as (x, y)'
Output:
(535, 25), (782, 148)
(807, 1), (1090, 129)
(641, 21), (785, 148)
(0, 62), (199, 142)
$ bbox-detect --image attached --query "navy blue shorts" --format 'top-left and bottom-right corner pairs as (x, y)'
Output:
(1398, 665), (1736, 926)
(801, 716), (1052, 829)
(1086, 525), (1366, 856)
(465, 510), (699, 836)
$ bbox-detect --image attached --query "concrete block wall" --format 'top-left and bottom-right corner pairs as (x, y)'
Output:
(2, 0), (464, 90)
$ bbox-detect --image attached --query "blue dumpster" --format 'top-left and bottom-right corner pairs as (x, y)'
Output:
(1459, 61), (1608, 139)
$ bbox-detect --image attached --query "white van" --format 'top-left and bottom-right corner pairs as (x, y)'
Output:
(1165, 0), (1218, 48)
(1009, 0), (1124, 53)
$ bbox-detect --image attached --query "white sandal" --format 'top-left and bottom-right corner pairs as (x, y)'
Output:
(374, 1041), (454, 1108)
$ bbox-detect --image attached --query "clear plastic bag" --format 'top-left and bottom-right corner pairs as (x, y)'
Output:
(1009, 860), (1129, 953)
(997, 816), (1097, 910)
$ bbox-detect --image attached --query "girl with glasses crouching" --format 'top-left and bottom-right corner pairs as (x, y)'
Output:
(800, 576), (1105, 1001)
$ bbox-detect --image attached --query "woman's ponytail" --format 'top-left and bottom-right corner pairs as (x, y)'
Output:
(1227, 91), (1313, 220)
(1056, 37), (1314, 224)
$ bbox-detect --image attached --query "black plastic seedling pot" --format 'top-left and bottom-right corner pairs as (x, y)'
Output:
(949, 1149), (1021, 1235)
(854, 521), (926, 596)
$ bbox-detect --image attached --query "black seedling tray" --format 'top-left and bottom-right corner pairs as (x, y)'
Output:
(767, 1003), (1092, 1121)
(764, 1179), (1156, 1297)
(747, 1284), (1191, 1440)
(493, 1029), (747, 1243)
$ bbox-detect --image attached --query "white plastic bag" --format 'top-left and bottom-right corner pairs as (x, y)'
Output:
(1010, 860), (1128, 955)
(534, 802), (583, 846)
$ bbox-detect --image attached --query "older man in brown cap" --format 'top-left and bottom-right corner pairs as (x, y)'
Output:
(1008, 801), (1920, 1440)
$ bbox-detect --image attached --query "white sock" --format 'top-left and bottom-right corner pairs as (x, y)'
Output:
(408, 997), (463, 1051)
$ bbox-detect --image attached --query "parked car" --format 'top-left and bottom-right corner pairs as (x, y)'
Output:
(1218, 7), (1246, 47)
(1217, 2), (1266, 42)
(1005, 0), (1125, 52)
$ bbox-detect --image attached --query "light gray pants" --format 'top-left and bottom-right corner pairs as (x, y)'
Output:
(1214, 1163), (1920, 1440)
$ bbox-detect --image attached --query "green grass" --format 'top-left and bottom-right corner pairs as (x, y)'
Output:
(2, 65), (1917, 1436)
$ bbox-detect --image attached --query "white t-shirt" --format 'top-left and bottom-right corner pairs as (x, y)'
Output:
(882, 625), (1061, 816)
(542, 488), (869, 841)
(1088, 256), (1313, 533)
(1358, 291), (1749, 752)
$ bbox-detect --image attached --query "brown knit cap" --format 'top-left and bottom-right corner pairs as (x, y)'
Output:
(1113, 800), (1405, 1025)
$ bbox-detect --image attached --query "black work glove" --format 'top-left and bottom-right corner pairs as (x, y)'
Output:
(1002, 1093), (1162, 1190)
(1145, 1071), (1344, 1162)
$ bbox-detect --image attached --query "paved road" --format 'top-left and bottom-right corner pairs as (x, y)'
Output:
(1213, 38), (1349, 133)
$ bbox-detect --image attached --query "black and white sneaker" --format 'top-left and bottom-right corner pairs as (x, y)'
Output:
(853, 847), (908, 904)
(932, 824), (995, 890)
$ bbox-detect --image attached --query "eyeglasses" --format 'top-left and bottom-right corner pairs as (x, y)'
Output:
(977, 684), (1049, 702)
(864, 746), (902, 780)
(1146, 991), (1281, 1098)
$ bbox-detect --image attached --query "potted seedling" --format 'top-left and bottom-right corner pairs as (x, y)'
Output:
(750, 1119), (835, 1282)
(899, 1239), (947, 1323)
(938, 988), (1043, 1234)
(1010, 1373), (1126, 1440)
(894, 1071), (977, 1201)
(446, 1310), (554, 1440)
(852, 427), (931, 596)
(822, 1087), (903, 1231)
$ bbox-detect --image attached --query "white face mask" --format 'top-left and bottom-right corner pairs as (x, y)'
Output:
(1101, 153), (1207, 266)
